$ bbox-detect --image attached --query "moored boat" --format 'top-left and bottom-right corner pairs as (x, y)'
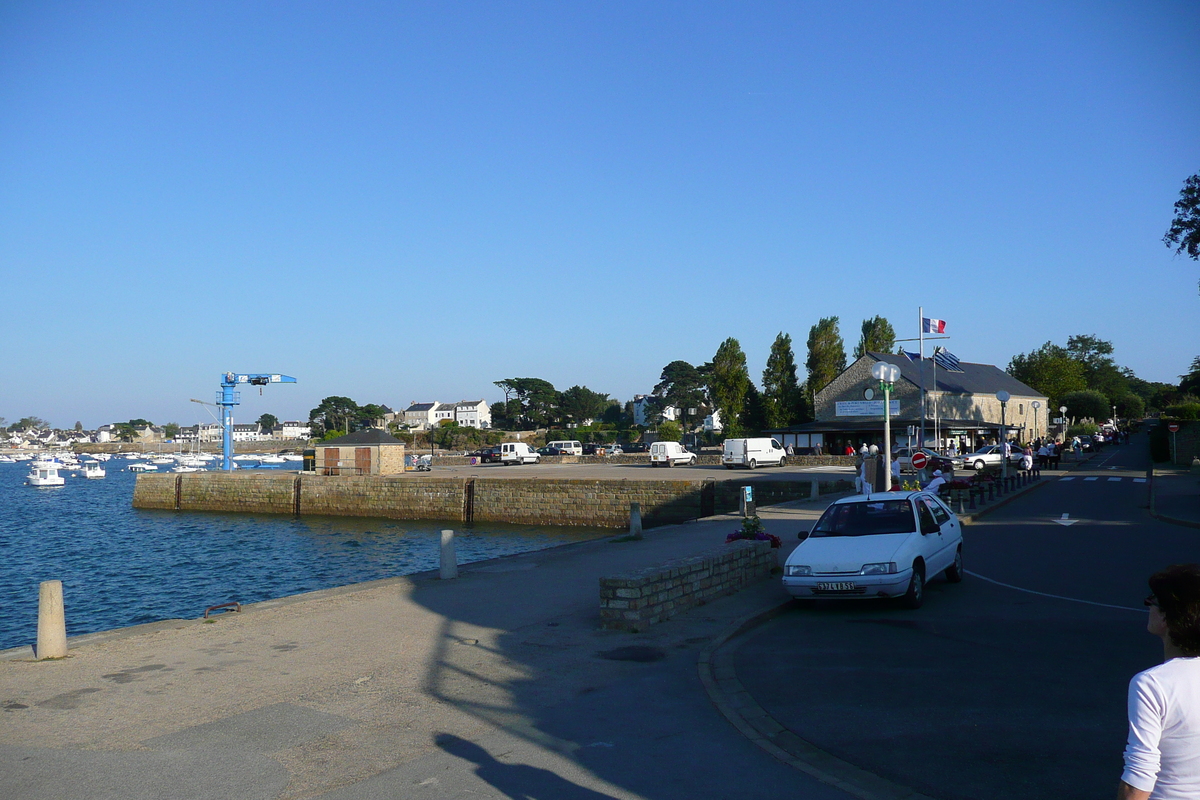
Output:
(26, 461), (66, 487)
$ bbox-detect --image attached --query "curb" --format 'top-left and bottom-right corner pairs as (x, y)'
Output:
(1147, 468), (1200, 529)
(697, 601), (935, 800)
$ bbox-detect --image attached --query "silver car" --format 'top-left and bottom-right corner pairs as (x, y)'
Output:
(961, 444), (1023, 470)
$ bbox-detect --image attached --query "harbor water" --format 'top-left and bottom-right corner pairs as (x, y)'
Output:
(0, 460), (611, 652)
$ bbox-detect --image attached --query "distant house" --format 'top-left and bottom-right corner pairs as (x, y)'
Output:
(433, 403), (456, 424)
(273, 421), (312, 440)
(315, 429), (406, 476)
(454, 400), (491, 429)
(632, 395), (678, 427)
(403, 402), (439, 430)
(177, 423), (223, 443)
(231, 423), (261, 442)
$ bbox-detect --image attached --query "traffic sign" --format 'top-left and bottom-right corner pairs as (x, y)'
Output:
(911, 451), (929, 470)
(1168, 423), (1180, 433)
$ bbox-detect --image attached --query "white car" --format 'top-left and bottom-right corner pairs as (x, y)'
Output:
(961, 444), (1024, 471)
(890, 446), (962, 472)
(649, 441), (695, 467)
(782, 491), (964, 609)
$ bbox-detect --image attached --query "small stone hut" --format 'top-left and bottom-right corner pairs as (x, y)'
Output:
(315, 429), (406, 476)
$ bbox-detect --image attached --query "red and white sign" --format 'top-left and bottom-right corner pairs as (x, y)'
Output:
(911, 451), (929, 470)
(1168, 423), (1180, 433)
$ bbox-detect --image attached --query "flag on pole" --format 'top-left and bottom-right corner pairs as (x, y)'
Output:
(922, 317), (946, 334)
(902, 351), (921, 362)
(933, 347), (963, 373)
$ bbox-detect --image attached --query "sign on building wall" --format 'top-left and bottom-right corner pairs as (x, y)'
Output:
(835, 400), (900, 417)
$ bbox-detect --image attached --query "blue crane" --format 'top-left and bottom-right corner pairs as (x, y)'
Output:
(215, 373), (297, 471)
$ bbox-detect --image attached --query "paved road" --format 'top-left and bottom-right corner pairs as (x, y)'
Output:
(734, 437), (1190, 800)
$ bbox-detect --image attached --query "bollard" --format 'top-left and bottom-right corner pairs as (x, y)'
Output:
(629, 502), (643, 540)
(440, 530), (458, 580)
(987, 483), (994, 501)
(968, 488), (978, 510)
(810, 479), (819, 500)
(956, 491), (965, 515)
(36, 580), (68, 660)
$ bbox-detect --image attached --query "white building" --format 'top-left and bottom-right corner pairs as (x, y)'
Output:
(274, 421), (311, 439)
(433, 403), (456, 424)
(454, 400), (491, 429)
(633, 395), (678, 427)
(231, 423), (261, 442)
(403, 402), (439, 430)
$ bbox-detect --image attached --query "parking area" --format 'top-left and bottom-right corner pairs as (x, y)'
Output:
(426, 459), (857, 482)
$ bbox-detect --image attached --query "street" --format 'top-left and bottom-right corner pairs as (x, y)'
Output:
(733, 440), (1189, 800)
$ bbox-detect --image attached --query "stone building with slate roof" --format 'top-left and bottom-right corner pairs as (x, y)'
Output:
(766, 352), (1049, 454)
(315, 429), (406, 476)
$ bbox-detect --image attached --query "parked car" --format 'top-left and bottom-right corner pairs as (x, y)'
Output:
(546, 440), (583, 455)
(722, 437), (787, 469)
(782, 491), (964, 609)
(537, 446), (568, 456)
(499, 442), (541, 465)
(623, 442), (650, 454)
(649, 441), (695, 467)
(892, 446), (961, 472)
(585, 443), (623, 455)
(470, 446), (502, 463)
(960, 444), (1023, 470)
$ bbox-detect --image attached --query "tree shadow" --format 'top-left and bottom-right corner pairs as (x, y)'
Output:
(436, 733), (619, 800)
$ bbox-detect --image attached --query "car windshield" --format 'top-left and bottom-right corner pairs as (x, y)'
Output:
(811, 499), (916, 537)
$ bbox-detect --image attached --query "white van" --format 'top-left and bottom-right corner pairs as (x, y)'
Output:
(722, 438), (787, 469)
(546, 440), (583, 456)
(649, 441), (695, 467)
(500, 442), (541, 465)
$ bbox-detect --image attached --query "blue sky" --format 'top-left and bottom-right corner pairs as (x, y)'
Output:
(2, 1), (1197, 429)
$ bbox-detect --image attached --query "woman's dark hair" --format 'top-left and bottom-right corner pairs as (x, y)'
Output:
(1149, 564), (1200, 657)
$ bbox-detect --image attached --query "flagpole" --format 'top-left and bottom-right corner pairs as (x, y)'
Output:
(919, 306), (926, 448)
(932, 347), (939, 451)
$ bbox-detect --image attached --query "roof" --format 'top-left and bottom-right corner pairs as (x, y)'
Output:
(455, 400), (485, 408)
(317, 429), (404, 446)
(405, 403), (437, 413)
(863, 352), (1046, 398)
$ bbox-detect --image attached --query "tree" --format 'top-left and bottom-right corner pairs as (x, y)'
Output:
(1061, 390), (1112, 423)
(163, 422), (180, 440)
(805, 316), (847, 407)
(1007, 342), (1087, 410)
(853, 316), (897, 359)
(1066, 334), (1128, 401)
(652, 361), (709, 417)
(762, 332), (802, 429)
(1180, 356), (1200, 397)
(656, 421), (682, 442)
(357, 404), (390, 429)
(740, 384), (768, 436)
(496, 378), (558, 429)
(559, 386), (610, 426)
(257, 413), (279, 433)
(1163, 172), (1200, 270)
(17, 416), (49, 430)
(708, 338), (751, 438)
(74, 421), (83, 432)
(1114, 393), (1145, 420)
(309, 396), (360, 439)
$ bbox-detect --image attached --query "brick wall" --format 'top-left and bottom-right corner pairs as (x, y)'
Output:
(470, 479), (703, 527)
(131, 473), (177, 509)
(599, 540), (775, 632)
(298, 475), (465, 520)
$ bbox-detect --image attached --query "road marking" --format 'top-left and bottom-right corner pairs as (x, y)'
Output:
(1059, 477), (1075, 481)
(1084, 477), (1098, 481)
(1133, 478), (1147, 483)
(1054, 513), (1078, 526)
(1107, 477), (1122, 482)
(964, 571), (1143, 612)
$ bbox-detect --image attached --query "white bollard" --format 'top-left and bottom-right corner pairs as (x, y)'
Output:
(810, 479), (819, 500)
(36, 580), (68, 660)
(440, 530), (458, 580)
(629, 502), (643, 540)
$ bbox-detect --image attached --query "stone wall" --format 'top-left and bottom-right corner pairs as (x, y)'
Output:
(133, 473), (853, 528)
(599, 540), (775, 632)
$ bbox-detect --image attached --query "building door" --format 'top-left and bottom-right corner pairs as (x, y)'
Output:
(324, 447), (340, 476)
(355, 447), (372, 475)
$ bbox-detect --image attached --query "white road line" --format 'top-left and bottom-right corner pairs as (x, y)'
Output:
(1059, 477), (1075, 481)
(1107, 477), (1122, 481)
(964, 571), (1143, 612)
(1084, 477), (1099, 481)
(1133, 478), (1147, 483)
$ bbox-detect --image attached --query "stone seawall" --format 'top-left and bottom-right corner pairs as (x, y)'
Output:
(134, 472), (854, 528)
(599, 540), (775, 631)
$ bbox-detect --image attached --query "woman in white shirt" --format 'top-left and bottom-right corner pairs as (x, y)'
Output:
(1119, 563), (1200, 799)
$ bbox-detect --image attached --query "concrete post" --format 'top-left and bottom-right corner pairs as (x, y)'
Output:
(629, 502), (643, 540)
(810, 479), (819, 500)
(439, 530), (458, 580)
(36, 580), (68, 660)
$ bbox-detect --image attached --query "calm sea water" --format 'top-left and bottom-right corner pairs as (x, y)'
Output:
(0, 461), (609, 652)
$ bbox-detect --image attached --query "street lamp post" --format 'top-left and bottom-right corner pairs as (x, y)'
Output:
(1059, 405), (1068, 451)
(1031, 400), (1041, 442)
(872, 361), (901, 491)
(996, 390), (1011, 481)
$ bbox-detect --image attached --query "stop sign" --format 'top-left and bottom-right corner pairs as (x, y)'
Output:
(1168, 423), (1180, 433)
(911, 451), (929, 470)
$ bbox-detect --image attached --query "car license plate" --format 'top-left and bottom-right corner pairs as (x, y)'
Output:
(816, 582), (856, 591)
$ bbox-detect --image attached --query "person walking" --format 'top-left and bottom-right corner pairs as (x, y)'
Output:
(1119, 564), (1200, 799)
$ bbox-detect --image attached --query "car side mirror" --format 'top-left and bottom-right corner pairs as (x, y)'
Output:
(797, 527), (811, 541)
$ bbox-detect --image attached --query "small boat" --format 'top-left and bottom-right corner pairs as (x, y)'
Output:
(232, 455), (259, 462)
(0, 454), (15, 463)
(281, 454), (304, 462)
(258, 455), (286, 464)
(127, 463), (157, 472)
(82, 462), (106, 479)
(171, 465), (201, 473)
(150, 457), (174, 465)
(26, 462), (66, 487)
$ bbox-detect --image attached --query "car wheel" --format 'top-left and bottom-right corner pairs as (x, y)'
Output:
(688, 456), (696, 466)
(901, 563), (925, 609)
(973, 460), (985, 470)
(945, 546), (963, 583)
(748, 459), (757, 470)
(778, 457), (787, 467)
(724, 464), (734, 469)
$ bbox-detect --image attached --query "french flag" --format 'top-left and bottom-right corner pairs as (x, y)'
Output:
(922, 317), (946, 334)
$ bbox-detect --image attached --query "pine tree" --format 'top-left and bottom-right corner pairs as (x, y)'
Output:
(762, 332), (801, 428)
(853, 316), (897, 359)
(805, 317), (847, 410)
(709, 338), (751, 438)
